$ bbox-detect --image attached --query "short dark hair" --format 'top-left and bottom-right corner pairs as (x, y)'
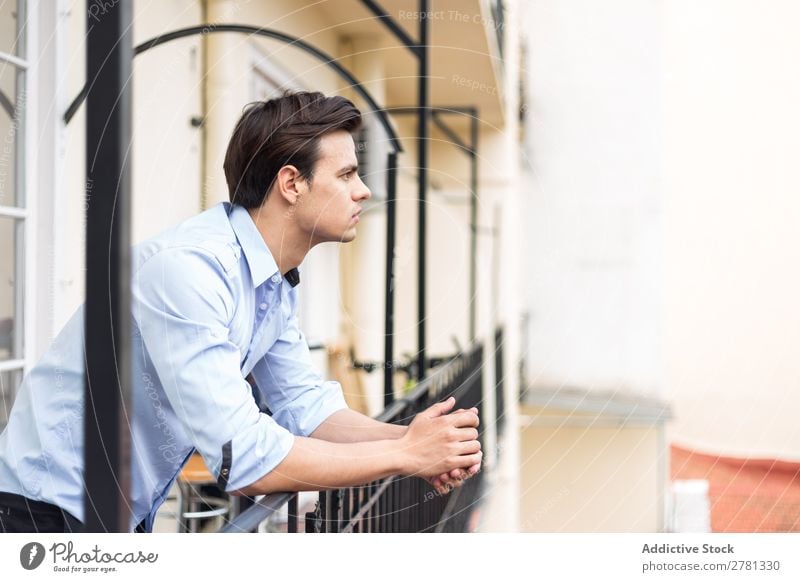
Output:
(223, 91), (362, 209)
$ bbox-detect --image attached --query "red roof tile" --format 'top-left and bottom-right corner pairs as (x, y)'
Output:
(671, 445), (800, 532)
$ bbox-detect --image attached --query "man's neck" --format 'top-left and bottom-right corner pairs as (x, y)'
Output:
(247, 205), (311, 275)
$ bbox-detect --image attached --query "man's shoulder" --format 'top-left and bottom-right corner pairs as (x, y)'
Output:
(134, 203), (241, 274)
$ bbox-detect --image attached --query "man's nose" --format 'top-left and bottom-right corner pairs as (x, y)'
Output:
(355, 176), (372, 201)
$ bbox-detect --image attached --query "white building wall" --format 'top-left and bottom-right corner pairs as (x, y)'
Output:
(522, 0), (800, 462)
(662, 0), (800, 459)
(522, 0), (663, 399)
(517, 0), (664, 531)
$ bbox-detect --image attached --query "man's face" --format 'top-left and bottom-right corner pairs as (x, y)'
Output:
(294, 130), (372, 245)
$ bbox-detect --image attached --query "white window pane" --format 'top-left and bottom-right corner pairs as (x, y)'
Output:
(0, 0), (24, 59)
(0, 216), (22, 361)
(0, 62), (24, 207)
(0, 368), (22, 431)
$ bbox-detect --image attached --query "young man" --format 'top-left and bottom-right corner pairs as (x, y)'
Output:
(0, 91), (481, 533)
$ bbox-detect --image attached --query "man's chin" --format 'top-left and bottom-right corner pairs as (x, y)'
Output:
(340, 229), (358, 243)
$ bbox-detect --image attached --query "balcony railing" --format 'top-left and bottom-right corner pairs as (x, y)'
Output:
(494, 327), (505, 437)
(220, 342), (485, 533)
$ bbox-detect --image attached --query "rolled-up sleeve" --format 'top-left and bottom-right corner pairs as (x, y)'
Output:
(251, 315), (348, 437)
(133, 248), (295, 492)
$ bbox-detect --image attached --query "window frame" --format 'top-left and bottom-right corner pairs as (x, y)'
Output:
(0, 0), (36, 425)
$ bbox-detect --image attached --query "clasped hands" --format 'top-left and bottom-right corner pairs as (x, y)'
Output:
(413, 397), (482, 495)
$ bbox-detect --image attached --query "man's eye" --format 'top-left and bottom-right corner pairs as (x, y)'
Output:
(343, 171), (356, 180)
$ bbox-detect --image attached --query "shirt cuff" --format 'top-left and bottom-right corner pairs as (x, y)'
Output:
(274, 381), (349, 438)
(221, 414), (296, 493)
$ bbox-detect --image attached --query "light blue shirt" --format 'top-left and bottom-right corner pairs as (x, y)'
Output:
(0, 202), (348, 531)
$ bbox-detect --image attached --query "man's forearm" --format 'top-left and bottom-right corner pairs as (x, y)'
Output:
(233, 435), (408, 496)
(310, 408), (408, 443)
(236, 398), (483, 497)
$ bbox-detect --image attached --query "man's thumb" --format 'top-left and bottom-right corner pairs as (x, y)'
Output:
(428, 396), (455, 417)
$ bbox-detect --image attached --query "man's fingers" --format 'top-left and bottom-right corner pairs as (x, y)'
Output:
(450, 407), (479, 417)
(458, 440), (482, 455)
(447, 411), (479, 428)
(426, 396), (455, 418)
(433, 404), (481, 426)
(434, 467), (474, 495)
(460, 451), (483, 468)
(454, 427), (479, 441)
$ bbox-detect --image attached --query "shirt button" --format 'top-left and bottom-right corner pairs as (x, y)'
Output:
(271, 274), (280, 284)
(259, 303), (268, 311)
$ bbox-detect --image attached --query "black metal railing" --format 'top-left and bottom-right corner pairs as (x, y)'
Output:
(220, 343), (485, 533)
(519, 312), (529, 402)
(491, 0), (506, 61)
(494, 327), (505, 437)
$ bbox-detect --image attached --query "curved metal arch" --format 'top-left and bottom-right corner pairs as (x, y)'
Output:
(63, 24), (402, 153)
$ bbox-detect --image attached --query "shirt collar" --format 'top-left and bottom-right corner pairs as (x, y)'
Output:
(227, 203), (301, 288)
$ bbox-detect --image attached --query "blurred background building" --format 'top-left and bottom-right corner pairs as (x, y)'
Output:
(521, 0), (800, 532)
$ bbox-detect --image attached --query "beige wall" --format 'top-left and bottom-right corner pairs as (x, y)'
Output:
(130, 0), (204, 243)
(57, 0), (85, 331)
(663, 0), (800, 459)
(59, 0), (204, 327)
(520, 406), (662, 532)
(338, 34), (390, 413)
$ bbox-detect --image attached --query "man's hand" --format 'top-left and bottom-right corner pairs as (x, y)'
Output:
(398, 397), (482, 479)
(423, 406), (482, 494)
(236, 397), (482, 498)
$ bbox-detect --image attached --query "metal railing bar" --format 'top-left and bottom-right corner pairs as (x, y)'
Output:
(339, 477), (395, 533)
(288, 495), (298, 533)
(218, 492), (295, 533)
(63, 25), (402, 154)
(359, 0), (420, 56)
(219, 342), (485, 534)
(0, 89), (15, 118)
(0, 51), (28, 69)
(0, 359), (25, 373)
(0, 206), (27, 219)
(433, 482), (464, 533)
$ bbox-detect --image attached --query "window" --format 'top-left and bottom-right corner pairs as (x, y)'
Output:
(249, 42), (302, 101)
(0, 0), (27, 430)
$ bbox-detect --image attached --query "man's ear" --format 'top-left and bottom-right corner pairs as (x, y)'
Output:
(274, 165), (305, 206)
